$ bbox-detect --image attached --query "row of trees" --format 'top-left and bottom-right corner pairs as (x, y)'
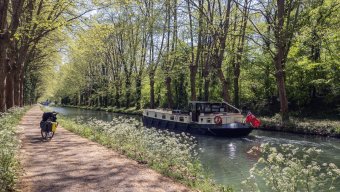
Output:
(52, 0), (339, 123)
(0, 0), (94, 113)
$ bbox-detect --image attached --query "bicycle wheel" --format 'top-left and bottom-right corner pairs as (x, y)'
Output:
(41, 129), (47, 139)
(49, 131), (55, 139)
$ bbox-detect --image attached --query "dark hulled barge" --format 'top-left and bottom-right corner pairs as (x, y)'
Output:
(142, 101), (260, 137)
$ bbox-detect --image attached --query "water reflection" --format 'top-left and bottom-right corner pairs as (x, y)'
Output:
(228, 143), (236, 159)
(49, 106), (139, 122)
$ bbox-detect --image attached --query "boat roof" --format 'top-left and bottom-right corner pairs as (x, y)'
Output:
(189, 101), (225, 104)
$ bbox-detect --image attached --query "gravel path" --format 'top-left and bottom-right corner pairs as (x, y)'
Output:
(19, 106), (190, 192)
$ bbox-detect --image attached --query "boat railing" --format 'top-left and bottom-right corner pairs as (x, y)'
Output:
(221, 100), (241, 113)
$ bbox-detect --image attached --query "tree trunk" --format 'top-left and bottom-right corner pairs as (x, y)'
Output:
(198, 57), (204, 100)
(135, 77), (142, 109)
(275, 0), (289, 123)
(233, 75), (240, 107)
(231, 8), (239, 107)
(14, 71), (21, 106)
(176, 73), (186, 108)
(233, 0), (249, 107)
(165, 76), (173, 109)
(202, 46), (212, 101)
(210, 0), (232, 102)
(125, 77), (131, 108)
(275, 62), (289, 122)
(0, 73), (7, 112)
(217, 68), (229, 102)
(189, 65), (198, 101)
(78, 93), (81, 105)
(187, 0), (202, 101)
(6, 71), (14, 109)
(115, 84), (120, 108)
(0, 40), (8, 112)
(149, 71), (155, 109)
(203, 78), (210, 101)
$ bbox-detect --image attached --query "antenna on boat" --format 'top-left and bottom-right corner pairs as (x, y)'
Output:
(221, 100), (241, 113)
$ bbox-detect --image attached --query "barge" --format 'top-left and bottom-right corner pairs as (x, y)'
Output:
(142, 101), (260, 137)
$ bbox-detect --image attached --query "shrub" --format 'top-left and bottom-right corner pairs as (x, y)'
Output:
(0, 107), (27, 192)
(242, 143), (340, 192)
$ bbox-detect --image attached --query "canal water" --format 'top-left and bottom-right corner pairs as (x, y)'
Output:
(48, 106), (340, 190)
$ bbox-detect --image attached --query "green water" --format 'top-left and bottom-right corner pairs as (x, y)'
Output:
(48, 106), (340, 190)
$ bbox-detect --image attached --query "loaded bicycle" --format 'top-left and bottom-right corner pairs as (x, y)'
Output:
(40, 112), (58, 140)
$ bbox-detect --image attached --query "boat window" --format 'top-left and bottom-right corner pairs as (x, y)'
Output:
(201, 118), (203, 122)
(203, 104), (211, 113)
(170, 116), (174, 120)
(162, 114), (166, 119)
(212, 104), (221, 112)
(147, 112), (149, 116)
(207, 118), (211, 123)
(155, 113), (157, 118)
(179, 117), (184, 122)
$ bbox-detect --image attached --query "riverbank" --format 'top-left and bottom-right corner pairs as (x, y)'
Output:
(0, 107), (28, 191)
(53, 104), (339, 138)
(19, 106), (203, 192)
(259, 115), (340, 138)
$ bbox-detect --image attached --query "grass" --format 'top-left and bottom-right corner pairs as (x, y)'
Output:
(0, 107), (28, 192)
(58, 115), (233, 192)
(260, 114), (340, 137)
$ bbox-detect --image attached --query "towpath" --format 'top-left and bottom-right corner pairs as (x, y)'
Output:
(18, 106), (190, 192)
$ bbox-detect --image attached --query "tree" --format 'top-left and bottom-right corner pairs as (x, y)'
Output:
(0, 0), (25, 112)
(233, 0), (251, 108)
(248, 0), (302, 123)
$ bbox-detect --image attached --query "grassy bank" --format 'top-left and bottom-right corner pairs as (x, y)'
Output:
(0, 107), (28, 192)
(58, 116), (232, 192)
(260, 114), (340, 137)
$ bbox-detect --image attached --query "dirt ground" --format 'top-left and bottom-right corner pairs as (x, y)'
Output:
(18, 106), (190, 192)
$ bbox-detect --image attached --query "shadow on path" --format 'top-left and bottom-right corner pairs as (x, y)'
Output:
(19, 106), (190, 192)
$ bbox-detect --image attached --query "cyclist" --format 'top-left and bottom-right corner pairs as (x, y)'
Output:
(40, 112), (57, 137)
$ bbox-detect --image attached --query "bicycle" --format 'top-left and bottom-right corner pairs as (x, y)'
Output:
(40, 112), (58, 140)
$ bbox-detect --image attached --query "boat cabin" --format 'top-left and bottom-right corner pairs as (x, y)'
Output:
(143, 101), (244, 125)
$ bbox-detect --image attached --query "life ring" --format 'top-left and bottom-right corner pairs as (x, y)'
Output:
(214, 116), (222, 125)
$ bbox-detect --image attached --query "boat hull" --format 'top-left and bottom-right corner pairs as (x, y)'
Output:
(142, 116), (253, 137)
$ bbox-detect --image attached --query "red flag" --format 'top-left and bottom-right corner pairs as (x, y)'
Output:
(246, 112), (255, 123)
(246, 112), (261, 128)
(251, 118), (261, 128)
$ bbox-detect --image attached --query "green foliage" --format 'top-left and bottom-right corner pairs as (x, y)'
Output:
(37, 0), (340, 121)
(242, 144), (340, 192)
(0, 107), (27, 192)
(59, 116), (232, 192)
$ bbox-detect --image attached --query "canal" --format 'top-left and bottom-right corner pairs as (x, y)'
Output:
(48, 106), (340, 190)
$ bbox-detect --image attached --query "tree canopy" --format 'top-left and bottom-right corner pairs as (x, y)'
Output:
(1, 0), (339, 123)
